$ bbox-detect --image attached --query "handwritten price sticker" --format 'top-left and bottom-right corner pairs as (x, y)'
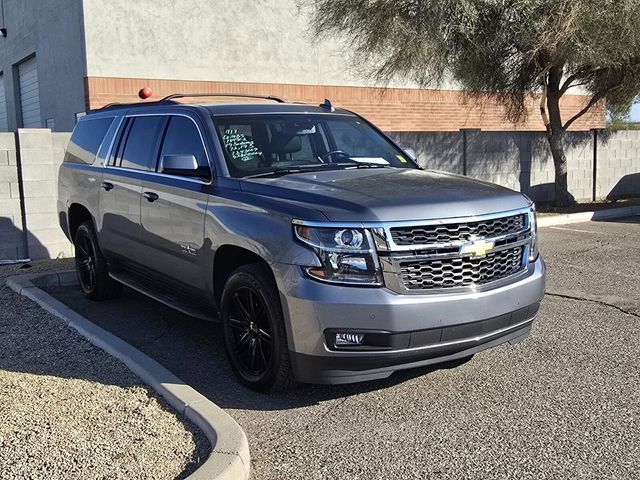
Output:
(223, 129), (262, 162)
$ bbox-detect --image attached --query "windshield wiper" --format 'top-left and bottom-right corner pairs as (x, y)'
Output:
(244, 169), (305, 179)
(348, 163), (395, 169)
(244, 162), (395, 179)
(244, 164), (344, 179)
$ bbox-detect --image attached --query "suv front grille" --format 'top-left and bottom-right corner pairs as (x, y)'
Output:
(390, 214), (525, 246)
(398, 246), (525, 290)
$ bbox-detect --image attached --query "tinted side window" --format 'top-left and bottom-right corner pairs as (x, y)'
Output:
(119, 116), (165, 171)
(160, 116), (208, 168)
(65, 117), (114, 165)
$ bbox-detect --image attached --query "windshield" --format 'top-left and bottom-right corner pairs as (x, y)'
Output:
(212, 114), (417, 178)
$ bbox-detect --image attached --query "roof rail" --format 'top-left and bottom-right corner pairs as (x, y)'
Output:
(94, 92), (286, 112)
(96, 99), (175, 111)
(160, 93), (286, 103)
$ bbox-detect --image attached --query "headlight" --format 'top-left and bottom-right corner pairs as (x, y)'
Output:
(294, 223), (383, 286)
(528, 206), (538, 261)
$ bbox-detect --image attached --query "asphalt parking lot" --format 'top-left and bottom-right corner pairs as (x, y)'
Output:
(42, 216), (639, 479)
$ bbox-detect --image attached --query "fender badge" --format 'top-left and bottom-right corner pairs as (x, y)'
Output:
(180, 244), (197, 256)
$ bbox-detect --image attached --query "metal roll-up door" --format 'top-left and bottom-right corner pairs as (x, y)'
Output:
(0, 75), (8, 131)
(18, 57), (42, 128)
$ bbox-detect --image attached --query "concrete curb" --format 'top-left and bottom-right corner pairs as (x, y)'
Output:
(538, 205), (640, 227)
(6, 271), (251, 480)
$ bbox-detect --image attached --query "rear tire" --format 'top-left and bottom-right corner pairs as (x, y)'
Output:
(221, 263), (294, 392)
(74, 221), (122, 301)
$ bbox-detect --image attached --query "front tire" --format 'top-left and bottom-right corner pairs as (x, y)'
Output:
(221, 263), (294, 392)
(74, 221), (121, 301)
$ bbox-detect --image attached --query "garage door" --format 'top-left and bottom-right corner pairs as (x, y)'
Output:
(18, 57), (42, 128)
(0, 75), (8, 132)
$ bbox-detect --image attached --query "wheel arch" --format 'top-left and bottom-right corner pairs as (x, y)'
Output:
(68, 203), (94, 242)
(213, 244), (277, 306)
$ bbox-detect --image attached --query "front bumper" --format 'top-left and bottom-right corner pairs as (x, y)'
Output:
(273, 256), (545, 384)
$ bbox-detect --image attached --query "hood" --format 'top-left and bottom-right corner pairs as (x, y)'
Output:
(240, 168), (530, 222)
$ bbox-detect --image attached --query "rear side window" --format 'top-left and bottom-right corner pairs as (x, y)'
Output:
(65, 117), (114, 165)
(119, 116), (165, 171)
(160, 116), (208, 168)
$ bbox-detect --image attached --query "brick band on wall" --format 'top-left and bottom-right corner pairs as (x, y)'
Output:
(85, 77), (604, 132)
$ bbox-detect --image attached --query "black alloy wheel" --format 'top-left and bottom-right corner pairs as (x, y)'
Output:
(221, 264), (294, 391)
(227, 286), (273, 376)
(75, 231), (97, 293)
(73, 221), (121, 300)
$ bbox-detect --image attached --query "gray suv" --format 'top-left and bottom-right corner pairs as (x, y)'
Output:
(58, 94), (545, 391)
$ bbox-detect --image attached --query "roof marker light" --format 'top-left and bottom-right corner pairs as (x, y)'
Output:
(138, 87), (153, 100)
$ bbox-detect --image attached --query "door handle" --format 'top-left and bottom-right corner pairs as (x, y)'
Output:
(101, 181), (114, 191)
(143, 191), (159, 202)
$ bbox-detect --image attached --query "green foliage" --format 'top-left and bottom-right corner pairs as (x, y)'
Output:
(606, 118), (640, 131)
(310, 0), (640, 124)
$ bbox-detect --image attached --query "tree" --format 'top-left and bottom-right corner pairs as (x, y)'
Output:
(309, 0), (640, 205)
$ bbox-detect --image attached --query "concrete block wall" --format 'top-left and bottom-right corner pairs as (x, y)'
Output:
(393, 132), (465, 175)
(597, 130), (640, 200)
(0, 129), (73, 262)
(564, 132), (595, 202)
(0, 133), (26, 261)
(466, 132), (532, 195)
(389, 130), (638, 203)
(18, 129), (73, 260)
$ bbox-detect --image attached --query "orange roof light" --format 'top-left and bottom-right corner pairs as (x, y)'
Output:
(138, 87), (153, 100)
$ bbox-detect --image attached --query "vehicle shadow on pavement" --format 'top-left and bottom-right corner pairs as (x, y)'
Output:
(40, 283), (471, 411)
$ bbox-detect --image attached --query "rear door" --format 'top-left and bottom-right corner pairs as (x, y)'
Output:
(98, 115), (166, 265)
(138, 115), (211, 293)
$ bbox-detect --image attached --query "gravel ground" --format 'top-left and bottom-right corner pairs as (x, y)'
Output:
(0, 259), (210, 480)
(42, 217), (640, 479)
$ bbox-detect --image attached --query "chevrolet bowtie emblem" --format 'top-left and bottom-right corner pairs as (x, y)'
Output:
(459, 238), (495, 258)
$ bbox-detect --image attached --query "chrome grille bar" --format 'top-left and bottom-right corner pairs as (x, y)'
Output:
(376, 207), (533, 294)
(390, 214), (525, 246)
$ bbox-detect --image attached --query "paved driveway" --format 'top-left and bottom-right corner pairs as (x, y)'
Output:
(43, 216), (640, 479)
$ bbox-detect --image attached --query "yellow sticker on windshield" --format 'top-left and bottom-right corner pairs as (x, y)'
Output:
(396, 155), (408, 163)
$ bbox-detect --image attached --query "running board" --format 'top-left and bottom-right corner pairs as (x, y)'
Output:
(109, 272), (217, 322)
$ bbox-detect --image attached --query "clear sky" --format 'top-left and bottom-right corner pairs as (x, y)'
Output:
(630, 103), (640, 121)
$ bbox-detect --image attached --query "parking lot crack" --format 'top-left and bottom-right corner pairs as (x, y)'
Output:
(546, 291), (640, 319)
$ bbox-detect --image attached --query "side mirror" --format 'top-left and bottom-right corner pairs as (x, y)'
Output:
(403, 148), (417, 161)
(161, 154), (210, 179)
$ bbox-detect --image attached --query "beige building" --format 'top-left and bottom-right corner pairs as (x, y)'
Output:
(0, 0), (602, 133)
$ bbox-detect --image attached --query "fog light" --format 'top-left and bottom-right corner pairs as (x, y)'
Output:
(335, 333), (365, 346)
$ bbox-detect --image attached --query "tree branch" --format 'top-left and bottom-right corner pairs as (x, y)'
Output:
(560, 73), (582, 94)
(562, 91), (607, 130)
(562, 81), (590, 91)
(560, 67), (609, 94)
(539, 79), (551, 138)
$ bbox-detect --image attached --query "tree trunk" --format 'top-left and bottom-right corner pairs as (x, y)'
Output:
(547, 131), (572, 206)
(545, 75), (574, 207)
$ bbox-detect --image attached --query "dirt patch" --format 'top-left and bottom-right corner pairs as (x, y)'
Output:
(0, 259), (210, 479)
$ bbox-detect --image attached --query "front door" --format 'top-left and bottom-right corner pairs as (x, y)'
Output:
(138, 115), (211, 293)
(99, 115), (166, 266)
